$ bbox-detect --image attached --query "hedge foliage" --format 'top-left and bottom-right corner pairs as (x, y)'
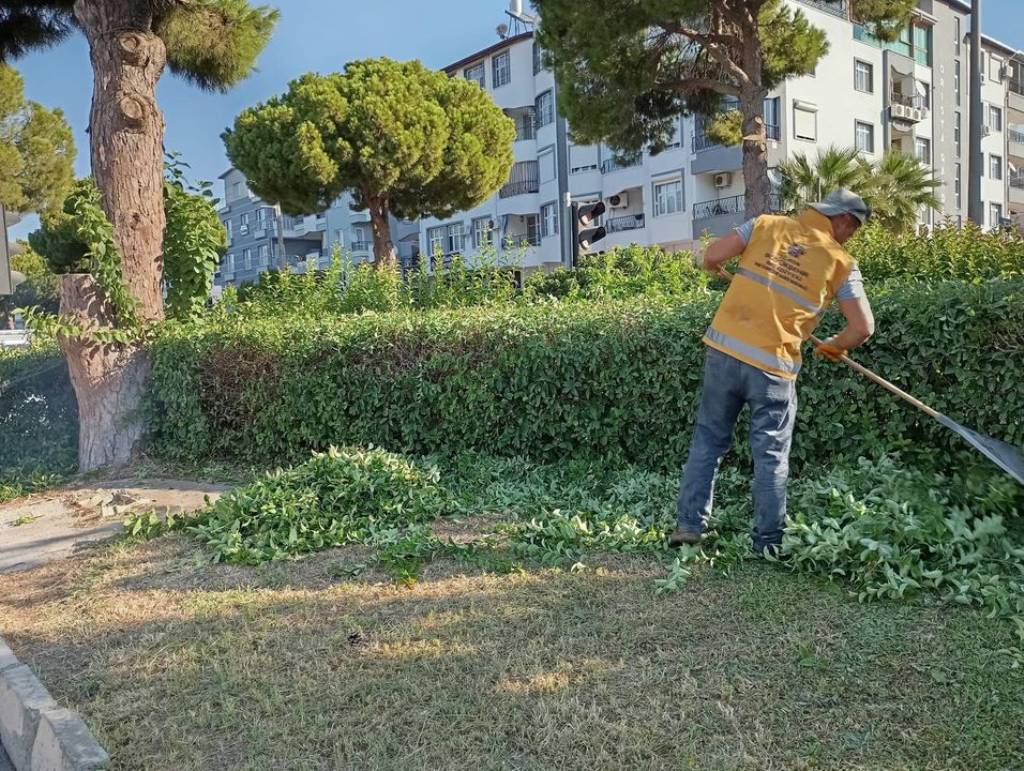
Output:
(148, 278), (1024, 474)
(0, 344), (77, 479)
(850, 220), (1024, 282)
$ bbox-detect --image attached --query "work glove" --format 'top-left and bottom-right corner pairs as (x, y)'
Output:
(814, 341), (847, 363)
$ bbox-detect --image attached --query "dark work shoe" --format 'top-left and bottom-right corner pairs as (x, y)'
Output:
(753, 542), (785, 560)
(668, 527), (702, 548)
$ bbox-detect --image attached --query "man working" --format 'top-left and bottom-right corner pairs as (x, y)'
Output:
(670, 189), (875, 554)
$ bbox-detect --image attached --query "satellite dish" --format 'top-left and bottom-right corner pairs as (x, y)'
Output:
(11, 270), (26, 288)
(496, 23), (509, 39)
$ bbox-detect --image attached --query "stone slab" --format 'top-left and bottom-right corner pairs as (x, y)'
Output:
(30, 709), (109, 771)
(0, 664), (57, 771)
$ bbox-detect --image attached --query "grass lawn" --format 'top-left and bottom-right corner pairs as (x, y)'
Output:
(2, 526), (1022, 771)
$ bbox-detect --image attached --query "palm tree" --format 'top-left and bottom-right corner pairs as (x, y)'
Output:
(858, 152), (941, 234)
(778, 146), (869, 213)
(777, 145), (940, 234)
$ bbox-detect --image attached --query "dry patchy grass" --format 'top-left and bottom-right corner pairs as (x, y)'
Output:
(1, 534), (1022, 771)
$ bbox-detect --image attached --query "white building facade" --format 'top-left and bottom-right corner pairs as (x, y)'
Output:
(418, 0), (1022, 272)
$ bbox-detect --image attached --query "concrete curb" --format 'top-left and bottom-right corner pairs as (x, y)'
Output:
(0, 636), (108, 771)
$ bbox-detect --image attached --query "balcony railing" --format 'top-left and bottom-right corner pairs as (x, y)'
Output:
(1009, 126), (1024, 144)
(694, 124), (779, 149)
(796, 0), (848, 18)
(606, 213), (645, 233)
(693, 193), (782, 221)
(499, 178), (540, 198)
(350, 240), (372, 252)
(890, 91), (927, 110)
(600, 154), (642, 173)
(1010, 172), (1024, 190)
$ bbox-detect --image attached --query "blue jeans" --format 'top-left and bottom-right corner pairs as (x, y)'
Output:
(676, 346), (797, 551)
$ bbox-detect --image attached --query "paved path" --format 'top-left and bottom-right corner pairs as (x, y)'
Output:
(0, 479), (228, 574)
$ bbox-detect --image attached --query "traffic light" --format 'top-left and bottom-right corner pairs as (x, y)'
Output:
(571, 200), (607, 267)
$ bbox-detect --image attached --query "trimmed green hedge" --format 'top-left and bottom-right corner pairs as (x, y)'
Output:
(148, 279), (1024, 473)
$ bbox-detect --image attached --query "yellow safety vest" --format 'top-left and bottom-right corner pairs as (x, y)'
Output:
(703, 209), (855, 380)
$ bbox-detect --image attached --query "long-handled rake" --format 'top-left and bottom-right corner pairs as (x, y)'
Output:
(719, 270), (1024, 485)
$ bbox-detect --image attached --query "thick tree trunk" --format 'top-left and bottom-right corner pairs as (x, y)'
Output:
(739, 85), (771, 219)
(67, 0), (166, 471)
(367, 197), (398, 269)
(58, 275), (149, 471)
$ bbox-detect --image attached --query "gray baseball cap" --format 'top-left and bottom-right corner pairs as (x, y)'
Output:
(809, 188), (872, 224)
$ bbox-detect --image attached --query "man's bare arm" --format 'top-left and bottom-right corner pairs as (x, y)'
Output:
(702, 231), (746, 276)
(825, 295), (875, 352)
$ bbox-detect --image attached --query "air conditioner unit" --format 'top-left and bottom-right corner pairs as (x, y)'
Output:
(1000, 65), (1009, 80)
(239, 224), (249, 235)
(713, 172), (732, 188)
(983, 125), (992, 138)
(607, 192), (629, 208)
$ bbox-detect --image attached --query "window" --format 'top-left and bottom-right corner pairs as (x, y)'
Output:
(855, 121), (875, 153)
(232, 181), (245, 198)
(915, 137), (930, 164)
(954, 112), (962, 156)
(492, 51), (511, 88)
(240, 212), (250, 227)
(535, 90), (554, 127)
(990, 55), (1002, 82)
(334, 229), (345, 247)
(464, 62), (485, 88)
(763, 97), (781, 140)
(472, 217), (493, 249)
(533, 41), (543, 74)
(954, 16), (961, 54)
(538, 148), (556, 182)
(653, 178), (683, 217)
(428, 226), (445, 256)
(954, 64), (961, 106)
(569, 144), (599, 173)
(352, 224), (368, 246)
(525, 214), (540, 245)
(854, 59), (873, 93)
(912, 24), (931, 67)
(793, 102), (817, 141)
(256, 207), (268, 228)
(258, 244), (270, 263)
(990, 154), (1003, 180)
(989, 105), (1003, 133)
(447, 222), (466, 254)
(541, 202), (558, 238)
(224, 253), (234, 271)
(990, 203), (1003, 228)
(225, 218), (233, 238)
(916, 80), (930, 110)
(242, 248), (252, 269)
(954, 163), (962, 210)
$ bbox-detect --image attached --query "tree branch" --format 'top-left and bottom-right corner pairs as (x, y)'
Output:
(659, 18), (751, 88)
(661, 78), (740, 97)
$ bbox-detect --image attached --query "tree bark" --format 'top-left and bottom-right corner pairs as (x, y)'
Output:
(65, 0), (166, 471)
(58, 275), (149, 471)
(367, 196), (398, 269)
(735, 6), (771, 220)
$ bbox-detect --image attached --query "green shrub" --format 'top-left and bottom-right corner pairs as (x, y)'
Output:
(148, 279), (1024, 475)
(851, 219), (1024, 282)
(0, 344), (77, 480)
(189, 446), (450, 564)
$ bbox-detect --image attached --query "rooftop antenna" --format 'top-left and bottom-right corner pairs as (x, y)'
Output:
(505, 0), (537, 36)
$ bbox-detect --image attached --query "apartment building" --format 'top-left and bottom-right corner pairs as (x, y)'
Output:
(215, 168), (420, 288)
(418, 0), (1022, 272)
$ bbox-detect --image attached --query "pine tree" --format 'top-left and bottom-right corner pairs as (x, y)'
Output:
(534, 0), (916, 218)
(223, 59), (516, 268)
(0, 0), (277, 470)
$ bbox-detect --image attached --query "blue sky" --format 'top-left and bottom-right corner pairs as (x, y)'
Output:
(9, 0), (1024, 238)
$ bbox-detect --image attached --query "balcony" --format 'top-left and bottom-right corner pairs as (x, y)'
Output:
(499, 178), (540, 198)
(506, 106), (537, 142)
(1011, 172), (1024, 206)
(606, 213), (645, 233)
(692, 193), (782, 236)
(601, 153), (642, 173)
(796, 0), (848, 18)
(1010, 126), (1024, 160)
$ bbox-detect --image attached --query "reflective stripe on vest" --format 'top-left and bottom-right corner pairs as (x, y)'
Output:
(704, 327), (802, 376)
(733, 266), (824, 314)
